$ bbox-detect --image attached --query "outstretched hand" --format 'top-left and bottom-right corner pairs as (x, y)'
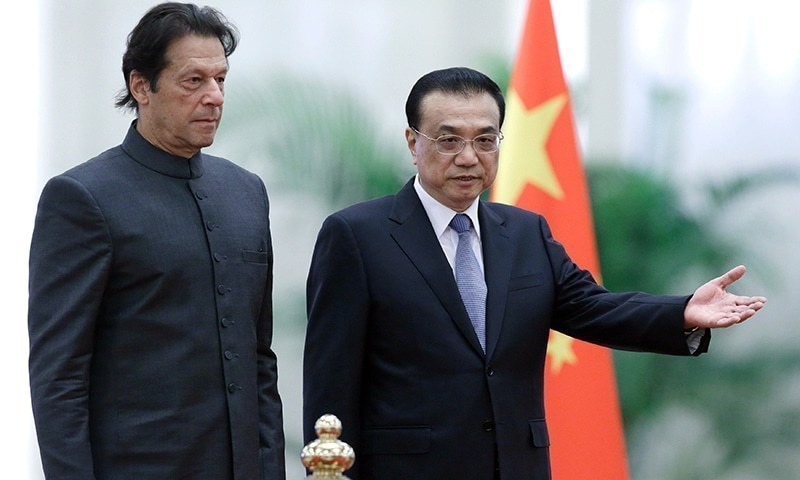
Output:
(684, 265), (766, 329)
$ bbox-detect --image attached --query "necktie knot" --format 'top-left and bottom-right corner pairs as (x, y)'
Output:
(450, 213), (472, 234)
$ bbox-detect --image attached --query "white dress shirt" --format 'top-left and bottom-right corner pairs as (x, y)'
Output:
(413, 175), (484, 275)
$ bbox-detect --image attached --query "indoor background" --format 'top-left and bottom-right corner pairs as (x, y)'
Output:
(3, 0), (799, 478)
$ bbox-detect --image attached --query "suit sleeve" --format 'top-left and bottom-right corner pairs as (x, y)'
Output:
(303, 213), (370, 466)
(255, 181), (286, 480)
(28, 174), (112, 479)
(539, 217), (709, 356)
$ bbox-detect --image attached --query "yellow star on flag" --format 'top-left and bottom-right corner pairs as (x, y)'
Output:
(546, 331), (577, 374)
(494, 89), (567, 205)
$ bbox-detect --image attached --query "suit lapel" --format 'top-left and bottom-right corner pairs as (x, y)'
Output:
(479, 202), (512, 360)
(388, 180), (485, 357)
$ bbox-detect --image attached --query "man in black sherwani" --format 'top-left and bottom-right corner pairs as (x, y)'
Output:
(28, 3), (285, 479)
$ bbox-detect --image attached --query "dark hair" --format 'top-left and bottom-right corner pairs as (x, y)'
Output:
(115, 2), (239, 111)
(405, 67), (506, 130)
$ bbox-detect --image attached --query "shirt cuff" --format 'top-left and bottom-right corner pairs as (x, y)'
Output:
(685, 328), (706, 354)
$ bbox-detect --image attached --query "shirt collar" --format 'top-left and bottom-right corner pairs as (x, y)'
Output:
(120, 120), (205, 179)
(413, 174), (481, 238)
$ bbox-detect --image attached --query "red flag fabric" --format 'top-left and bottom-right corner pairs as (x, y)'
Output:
(491, 0), (629, 478)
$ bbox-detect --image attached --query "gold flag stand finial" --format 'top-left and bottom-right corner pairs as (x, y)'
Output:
(301, 414), (355, 479)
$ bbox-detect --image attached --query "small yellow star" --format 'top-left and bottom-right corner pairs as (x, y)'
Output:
(494, 89), (566, 205)
(547, 331), (577, 374)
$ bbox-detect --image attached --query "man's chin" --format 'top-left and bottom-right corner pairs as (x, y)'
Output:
(194, 132), (218, 149)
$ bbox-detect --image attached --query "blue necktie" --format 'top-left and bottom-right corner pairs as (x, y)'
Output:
(449, 213), (487, 352)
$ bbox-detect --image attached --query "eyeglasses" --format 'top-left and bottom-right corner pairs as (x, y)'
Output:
(412, 127), (503, 155)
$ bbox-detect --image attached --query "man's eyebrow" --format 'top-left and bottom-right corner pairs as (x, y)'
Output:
(178, 61), (229, 76)
(435, 124), (499, 135)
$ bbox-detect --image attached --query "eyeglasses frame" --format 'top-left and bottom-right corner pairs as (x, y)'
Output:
(411, 127), (504, 155)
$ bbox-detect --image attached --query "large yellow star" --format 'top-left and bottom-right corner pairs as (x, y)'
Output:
(494, 89), (567, 204)
(547, 331), (577, 374)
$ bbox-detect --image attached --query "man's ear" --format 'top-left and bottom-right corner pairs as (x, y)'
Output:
(129, 70), (151, 106)
(404, 127), (418, 165)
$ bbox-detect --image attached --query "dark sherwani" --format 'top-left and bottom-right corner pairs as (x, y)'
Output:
(29, 123), (285, 480)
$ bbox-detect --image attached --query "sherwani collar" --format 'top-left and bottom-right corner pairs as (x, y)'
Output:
(121, 120), (205, 179)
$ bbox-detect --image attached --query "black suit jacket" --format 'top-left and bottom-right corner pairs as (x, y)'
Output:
(28, 124), (285, 480)
(303, 178), (706, 480)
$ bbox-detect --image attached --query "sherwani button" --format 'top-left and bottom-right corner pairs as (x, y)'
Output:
(217, 284), (227, 294)
(482, 420), (495, 432)
(227, 383), (241, 393)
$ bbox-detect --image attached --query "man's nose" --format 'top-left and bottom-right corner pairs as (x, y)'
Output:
(203, 79), (224, 106)
(453, 142), (480, 166)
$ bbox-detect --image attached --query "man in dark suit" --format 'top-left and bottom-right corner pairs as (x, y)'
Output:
(302, 67), (765, 480)
(28, 3), (285, 479)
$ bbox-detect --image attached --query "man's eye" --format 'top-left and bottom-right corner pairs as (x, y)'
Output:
(438, 136), (460, 144)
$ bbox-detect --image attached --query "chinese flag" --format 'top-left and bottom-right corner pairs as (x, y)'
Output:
(490, 0), (629, 478)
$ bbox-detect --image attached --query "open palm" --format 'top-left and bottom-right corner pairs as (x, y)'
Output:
(684, 265), (766, 329)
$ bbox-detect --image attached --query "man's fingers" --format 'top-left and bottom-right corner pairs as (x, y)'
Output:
(714, 305), (761, 327)
(736, 296), (766, 306)
(717, 265), (747, 288)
